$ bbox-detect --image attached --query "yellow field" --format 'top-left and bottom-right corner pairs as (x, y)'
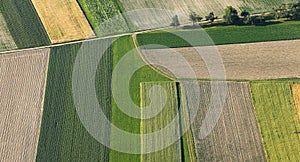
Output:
(292, 84), (300, 122)
(32, 0), (95, 43)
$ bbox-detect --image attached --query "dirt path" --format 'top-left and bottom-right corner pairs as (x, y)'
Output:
(132, 33), (176, 80)
(0, 48), (50, 162)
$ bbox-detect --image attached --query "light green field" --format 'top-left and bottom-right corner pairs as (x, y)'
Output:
(250, 82), (300, 161)
(77, 0), (131, 36)
(140, 82), (182, 162)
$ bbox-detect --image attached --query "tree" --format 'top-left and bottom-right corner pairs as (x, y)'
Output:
(241, 10), (250, 18)
(170, 15), (180, 28)
(189, 11), (202, 25)
(223, 6), (240, 25)
(205, 12), (216, 22)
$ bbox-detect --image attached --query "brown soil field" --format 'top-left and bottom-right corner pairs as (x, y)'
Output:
(183, 81), (265, 161)
(0, 12), (17, 51)
(32, 0), (95, 44)
(0, 48), (50, 162)
(141, 39), (300, 80)
(292, 84), (300, 122)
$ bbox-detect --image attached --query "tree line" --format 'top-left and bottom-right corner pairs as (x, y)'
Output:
(171, 0), (300, 27)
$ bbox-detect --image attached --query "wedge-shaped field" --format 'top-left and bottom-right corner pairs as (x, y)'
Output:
(0, 0), (50, 49)
(184, 82), (265, 161)
(32, 0), (95, 43)
(140, 82), (182, 162)
(292, 84), (300, 122)
(36, 39), (112, 161)
(251, 82), (300, 161)
(0, 48), (50, 162)
(0, 12), (16, 52)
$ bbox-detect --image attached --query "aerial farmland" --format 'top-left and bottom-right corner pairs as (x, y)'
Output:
(0, 49), (49, 162)
(0, 0), (300, 161)
(31, 0), (95, 43)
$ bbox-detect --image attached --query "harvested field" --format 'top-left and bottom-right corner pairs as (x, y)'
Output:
(0, 48), (50, 162)
(119, 0), (290, 29)
(32, 0), (95, 43)
(292, 84), (300, 122)
(183, 81), (265, 161)
(141, 39), (300, 80)
(0, 13), (16, 52)
(0, 0), (50, 49)
(250, 82), (300, 161)
(140, 82), (182, 162)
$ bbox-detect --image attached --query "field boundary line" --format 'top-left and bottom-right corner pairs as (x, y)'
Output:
(132, 33), (176, 81)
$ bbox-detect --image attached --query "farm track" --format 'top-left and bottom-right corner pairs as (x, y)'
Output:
(0, 48), (50, 162)
(32, 0), (95, 44)
(184, 81), (265, 161)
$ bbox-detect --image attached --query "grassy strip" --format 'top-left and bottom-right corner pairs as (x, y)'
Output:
(179, 83), (197, 162)
(250, 82), (300, 161)
(77, 0), (131, 36)
(140, 82), (182, 162)
(109, 36), (171, 161)
(0, 0), (50, 48)
(36, 39), (112, 161)
(137, 20), (300, 48)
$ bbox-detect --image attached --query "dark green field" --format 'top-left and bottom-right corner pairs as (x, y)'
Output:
(36, 39), (113, 162)
(137, 20), (300, 48)
(0, 0), (50, 48)
(77, 0), (131, 36)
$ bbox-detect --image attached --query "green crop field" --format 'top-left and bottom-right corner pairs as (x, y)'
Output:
(137, 20), (300, 48)
(77, 0), (131, 36)
(140, 82), (182, 162)
(36, 39), (113, 162)
(109, 36), (171, 161)
(0, 0), (50, 49)
(250, 82), (300, 161)
(0, 13), (16, 52)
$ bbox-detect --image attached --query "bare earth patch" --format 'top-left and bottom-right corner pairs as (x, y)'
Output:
(183, 81), (265, 161)
(141, 39), (300, 80)
(32, 0), (95, 44)
(0, 48), (50, 162)
(0, 12), (17, 51)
